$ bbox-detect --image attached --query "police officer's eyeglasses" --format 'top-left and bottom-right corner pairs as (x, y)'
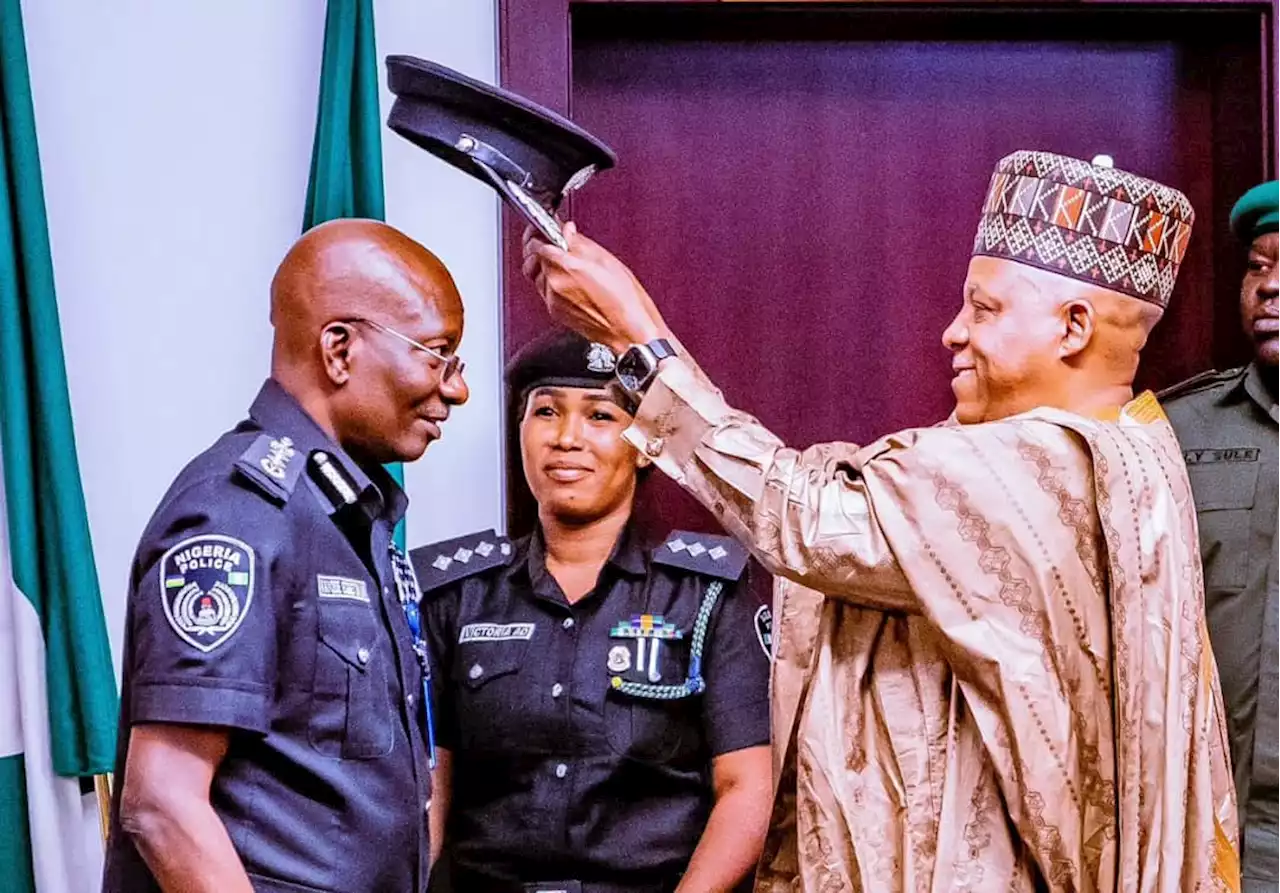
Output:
(342, 318), (466, 383)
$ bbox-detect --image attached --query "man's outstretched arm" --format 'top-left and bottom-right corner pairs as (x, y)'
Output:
(527, 223), (914, 608)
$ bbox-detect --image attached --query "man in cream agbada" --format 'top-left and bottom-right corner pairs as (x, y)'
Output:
(524, 151), (1240, 891)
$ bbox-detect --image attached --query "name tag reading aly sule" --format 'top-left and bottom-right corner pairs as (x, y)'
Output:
(1183, 447), (1260, 465)
(459, 622), (536, 643)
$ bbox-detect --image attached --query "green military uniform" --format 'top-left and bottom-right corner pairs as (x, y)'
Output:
(1163, 177), (1279, 890)
(1164, 363), (1278, 889)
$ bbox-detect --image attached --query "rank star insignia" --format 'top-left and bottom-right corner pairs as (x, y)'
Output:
(160, 534), (255, 652)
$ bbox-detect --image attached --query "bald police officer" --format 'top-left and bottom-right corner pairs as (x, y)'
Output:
(102, 220), (470, 893)
(1162, 180), (1278, 891)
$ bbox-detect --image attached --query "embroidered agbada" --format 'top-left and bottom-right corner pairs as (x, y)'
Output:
(622, 356), (1239, 892)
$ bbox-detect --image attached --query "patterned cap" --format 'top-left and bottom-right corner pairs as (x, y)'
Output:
(972, 150), (1194, 307)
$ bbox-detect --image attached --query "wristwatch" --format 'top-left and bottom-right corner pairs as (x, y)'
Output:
(616, 339), (677, 404)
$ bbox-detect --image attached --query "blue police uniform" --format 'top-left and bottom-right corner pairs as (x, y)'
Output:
(412, 523), (772, 893)
(102, 379), (433, 893)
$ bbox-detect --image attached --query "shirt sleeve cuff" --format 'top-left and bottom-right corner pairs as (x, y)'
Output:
(704, 696), (771, 756)
(622, 355), (735, 482)
(130, 677), (271, 734)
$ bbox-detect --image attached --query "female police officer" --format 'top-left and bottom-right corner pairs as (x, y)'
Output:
(412, 330), (772, 893)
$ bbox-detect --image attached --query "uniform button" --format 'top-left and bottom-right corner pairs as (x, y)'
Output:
(645, 436), (664, 458)
(469, 663), (484, 680)
(356, 647), (370, 665)
(551, 683), (563, 698)
(562, 617), (575, 630)
(554, 763), (568, 779)
(406, 692), (416, 708)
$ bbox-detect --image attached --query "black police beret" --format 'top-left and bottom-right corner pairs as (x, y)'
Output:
(505, 329), (623, 406)
(385, 55), (616, 245)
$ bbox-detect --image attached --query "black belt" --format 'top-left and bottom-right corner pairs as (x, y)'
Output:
(440, 866), (677, 893)
(523, 883), (675, 893)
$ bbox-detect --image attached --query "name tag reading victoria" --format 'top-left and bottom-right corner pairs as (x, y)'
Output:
(459, 622), (536, 644)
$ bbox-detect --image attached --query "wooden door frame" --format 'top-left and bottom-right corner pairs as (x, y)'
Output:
(501, 0), (1277, 120)
(496, 0), (1275, 534)
(498, 0), (1277, 357)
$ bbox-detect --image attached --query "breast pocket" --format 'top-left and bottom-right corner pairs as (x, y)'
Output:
(604, 635), (697, 764)
(1188, 461), (1258, 593)
(309, 599), (393, 759)
(452, 639), (530, 749)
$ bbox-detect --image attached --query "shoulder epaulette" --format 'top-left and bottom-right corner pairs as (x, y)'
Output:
(410, 529), (513, 593)
(651, 530), (748, 582)
(1158, 368), (1243, 402)
(234, 433), (305, 503)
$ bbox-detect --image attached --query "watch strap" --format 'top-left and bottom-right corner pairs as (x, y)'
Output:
(648, 338), (676, 361)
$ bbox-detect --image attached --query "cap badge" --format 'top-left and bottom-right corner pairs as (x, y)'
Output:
(586, 342), (616, 373)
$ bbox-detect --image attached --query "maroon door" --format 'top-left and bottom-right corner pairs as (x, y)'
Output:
(501, 0), (1275, 536)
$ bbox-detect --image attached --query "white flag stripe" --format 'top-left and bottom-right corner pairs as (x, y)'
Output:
(0, 438), (105, 893)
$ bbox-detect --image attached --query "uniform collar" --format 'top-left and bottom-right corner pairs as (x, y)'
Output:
(1241, 362), (1279, 425)
(248, 378), (408, 526)
(517, 517), (649, 603)
(605, 521), (649, 577)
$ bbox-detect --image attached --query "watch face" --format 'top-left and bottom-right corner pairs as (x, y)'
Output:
(616, 349), (648, 394)
(617, 372), (641, 393)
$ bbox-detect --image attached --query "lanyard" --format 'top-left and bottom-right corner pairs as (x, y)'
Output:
(389, 543), (437, 769)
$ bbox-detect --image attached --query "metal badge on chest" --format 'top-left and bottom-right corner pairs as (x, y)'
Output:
(605, 531), (748, 701)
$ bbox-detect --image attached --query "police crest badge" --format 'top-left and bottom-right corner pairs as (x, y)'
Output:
(159, 534), (255, 652)
(585, 342), (616, 373)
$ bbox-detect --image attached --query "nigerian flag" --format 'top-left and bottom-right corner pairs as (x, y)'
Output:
(304, 0), (404, 548)
(0, 1), (120, 891)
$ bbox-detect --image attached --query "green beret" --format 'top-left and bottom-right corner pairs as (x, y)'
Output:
(1229, 180), (1278, 243)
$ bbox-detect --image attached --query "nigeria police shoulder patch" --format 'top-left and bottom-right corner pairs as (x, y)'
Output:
(159, 534), (255, 653)
(754, 605), (773, 660)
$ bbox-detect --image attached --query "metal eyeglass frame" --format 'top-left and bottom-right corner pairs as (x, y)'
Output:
(342, 317), (465, 382)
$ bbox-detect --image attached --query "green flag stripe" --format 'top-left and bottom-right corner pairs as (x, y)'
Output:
(0, 754), (37, 893)
(0, 0), (119, 777)
(304, 0), (403, 548)
(304, 0), (384, 227)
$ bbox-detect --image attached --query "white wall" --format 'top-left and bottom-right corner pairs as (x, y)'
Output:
(376, 0), (506, 549)
(21, 0), (502, 670)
